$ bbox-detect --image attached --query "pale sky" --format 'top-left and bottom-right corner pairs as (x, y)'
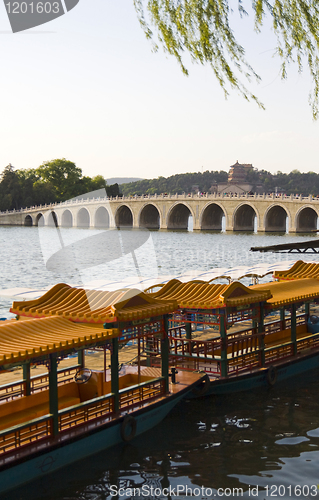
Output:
(0, 1), (318, 180)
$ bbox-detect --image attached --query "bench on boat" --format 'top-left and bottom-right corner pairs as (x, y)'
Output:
(0, 371), (163, 432)
(227, 325), (312, 365)
(0, 382), (81, 431)
(182, 324), (311, 363)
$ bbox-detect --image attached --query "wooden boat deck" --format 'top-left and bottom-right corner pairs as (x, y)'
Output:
(0, 368), (203, 466)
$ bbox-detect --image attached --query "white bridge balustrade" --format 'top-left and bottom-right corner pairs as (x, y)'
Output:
(0, 192), (319, 233)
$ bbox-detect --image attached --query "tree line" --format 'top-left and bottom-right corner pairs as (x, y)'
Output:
(120, 169), (319, 197)
(2, 161), (319, 212)
(0, 159), (121, 212)
(246, 169), (319, 196)
(120, 171), (228, 196)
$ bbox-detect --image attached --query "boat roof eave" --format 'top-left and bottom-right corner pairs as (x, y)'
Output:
(0, 317), (118, 369)
(252, 278), (319, 308)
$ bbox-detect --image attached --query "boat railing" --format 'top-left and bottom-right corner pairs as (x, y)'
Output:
(264, 314), (306, 334)
(167, 324), (318, 375)
(0, 365), (79, 403)
(296, 332), (319, 352)
(265, 331), (319, 364)
(0, 414), (51, 456)
(59, 377), (165, 431)
(166, 330), (260, 374)
(0, 379), (24, 402)
(119, 377), (165, 411)
(30, 366), (79, 394)
(226, 327), (256, 340)
(223, 332), (265, 374)
(264, 340), (295, 364)
(164, 354), (221, 375)
(168, 325), (257, 349)
(164, 336), (222, 375)
(166, 315), (316, 377)
(59, 393), (114, 432)
(168, 326), (186, 337)
(168, 336), (222, 358)
(0, 377), (166, 457)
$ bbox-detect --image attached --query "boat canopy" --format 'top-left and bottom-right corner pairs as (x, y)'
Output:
(0, 316), (117, 367)
(251, 278), (319, 308)
(10, 283), (178, 323)
(148, 280), (272, 309)
(274, 260), (319, 281)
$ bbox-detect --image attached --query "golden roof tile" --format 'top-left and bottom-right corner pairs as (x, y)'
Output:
(10, 283), (178, 323)
(148, 280), (272, 309)
(0, 316), (117, 366)
(251, 278), (319, 307)
(274, 260), (319, 281)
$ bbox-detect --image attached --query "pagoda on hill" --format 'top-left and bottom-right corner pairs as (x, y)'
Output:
(210, 161), (255, 195)
(228, 161), (253, 184)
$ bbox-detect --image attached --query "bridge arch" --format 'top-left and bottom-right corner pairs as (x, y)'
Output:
(295, 205), (319, 232)
(47, 211), (58, 227)
(139, 203), (160, 229)
(264, 204), (289, 232)
(24, 215), (32, 226)
(76, 207), (90, 228)
(167, 202), (194, 230)
(233, 203), (258, 232)
(36, 213), (44, 226)
(200, 202), (226, 231)
(115, 205), (133, 228)
(94, 206), (110, 228)
(61, 209), (73, 227)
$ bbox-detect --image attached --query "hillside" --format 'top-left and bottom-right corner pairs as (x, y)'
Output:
(120, 171), (228, 196)
(120, 169), (319, 197)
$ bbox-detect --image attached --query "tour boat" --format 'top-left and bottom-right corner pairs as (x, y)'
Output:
(144, 269), (319, 394)
(0, 288), (207, 495)
(9, 266), (319, 398)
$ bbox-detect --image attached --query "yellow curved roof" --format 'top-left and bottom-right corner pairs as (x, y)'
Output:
(274, 260), (319, 281)
(10, 283), (178, 323)
(0, 316), (117, 366)
(148, 280), (272, 309)
(251, 278), (319, 307)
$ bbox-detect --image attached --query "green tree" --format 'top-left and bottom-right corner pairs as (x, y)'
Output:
(32, 180), (56, 205)
(0, 164), (22, 211)
(106, 183), (121, 198)
(77, 174), (107, 196)
(120, 170), (228, 196)
(15, 168), (40, 207)
(0, 160), (114, 210)
(135, 0), (319, 118)
(36, 158), (83, 202)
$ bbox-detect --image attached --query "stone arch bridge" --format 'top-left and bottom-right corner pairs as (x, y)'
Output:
(1, 192), (319, 233)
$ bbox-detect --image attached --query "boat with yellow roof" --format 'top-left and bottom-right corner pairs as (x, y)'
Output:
(8, 264), (319, 396)
(0, 288), (207, 495)
(143, 269), (319, 394)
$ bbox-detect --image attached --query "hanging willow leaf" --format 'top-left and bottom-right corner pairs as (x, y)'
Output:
(133, 0), (319, 119)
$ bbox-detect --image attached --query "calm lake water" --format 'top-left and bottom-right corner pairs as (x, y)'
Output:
(1, 226), (319, 500)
